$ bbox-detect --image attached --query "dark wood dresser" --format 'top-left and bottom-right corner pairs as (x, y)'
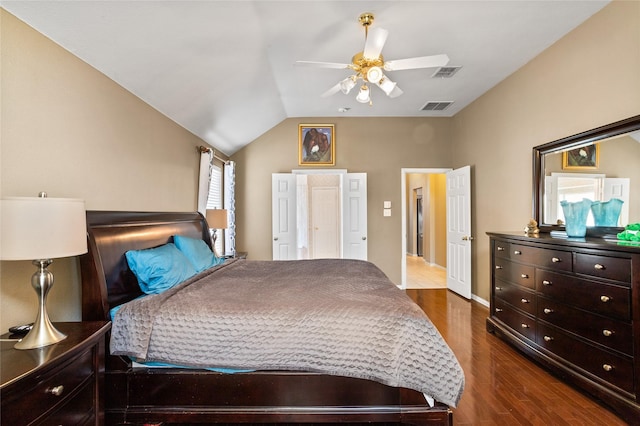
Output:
(486, 232), (640, 424)
(1, 321), (110, 426)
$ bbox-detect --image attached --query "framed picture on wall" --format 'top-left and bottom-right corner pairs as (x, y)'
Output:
(298, 124), (335, 166)
(562, 143), (599, 169)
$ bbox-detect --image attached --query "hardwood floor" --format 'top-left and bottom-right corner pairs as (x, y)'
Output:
(406, 255), (446, 289)
(406, 289), (628, 425)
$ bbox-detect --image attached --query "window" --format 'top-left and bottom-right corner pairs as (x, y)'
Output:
(206, 164), (224, 255)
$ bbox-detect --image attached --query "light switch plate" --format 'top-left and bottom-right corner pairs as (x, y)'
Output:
(383, 208), (391, 217)
(383, 201), (391, 209)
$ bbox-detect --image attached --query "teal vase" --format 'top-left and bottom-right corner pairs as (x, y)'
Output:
(561, 199), (592, 237)
(590, 198), (623, 227)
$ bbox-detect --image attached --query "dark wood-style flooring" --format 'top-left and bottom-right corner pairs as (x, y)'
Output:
(406, 289), (628, 425)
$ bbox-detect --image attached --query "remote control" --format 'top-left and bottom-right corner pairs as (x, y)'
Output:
(8, 323), (33, 335)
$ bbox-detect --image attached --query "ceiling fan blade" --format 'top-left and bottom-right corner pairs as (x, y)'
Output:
(295, 61), (351, 69)
(388, 85), (403, 98)
(363, 27), (389, 60)
(321, 82), (342, 98)
(384, 54), (450, 71)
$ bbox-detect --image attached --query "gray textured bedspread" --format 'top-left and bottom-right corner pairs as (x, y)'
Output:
(111, 258), (464, 406)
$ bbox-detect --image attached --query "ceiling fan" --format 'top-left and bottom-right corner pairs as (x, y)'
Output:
(296, 12), (450, 105)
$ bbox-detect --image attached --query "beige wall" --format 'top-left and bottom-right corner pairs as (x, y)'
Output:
(450, 0), (640, 300)
(231, 117), (453, 282)
(0, 11), (212, 331)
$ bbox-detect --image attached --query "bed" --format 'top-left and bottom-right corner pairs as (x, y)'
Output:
(80, 210), (463, 425)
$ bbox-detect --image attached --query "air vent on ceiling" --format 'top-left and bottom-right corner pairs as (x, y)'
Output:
(421, 101), (454, 112)
(432, 66), (461, 78)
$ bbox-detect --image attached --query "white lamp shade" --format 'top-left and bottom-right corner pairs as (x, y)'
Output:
(1, 197), (87, 260)
(206, 209), (228, 229)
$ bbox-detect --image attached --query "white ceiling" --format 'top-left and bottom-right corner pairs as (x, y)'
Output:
(1, 1), (609, 155)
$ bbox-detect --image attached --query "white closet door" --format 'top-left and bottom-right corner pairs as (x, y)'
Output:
(272, 174), (297, 260)
(343, 173), (368, 260)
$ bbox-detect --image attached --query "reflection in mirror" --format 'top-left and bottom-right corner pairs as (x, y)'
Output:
(533, 115), (640, 234)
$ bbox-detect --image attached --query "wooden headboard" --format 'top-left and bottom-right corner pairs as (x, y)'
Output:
(80, 211), (212, 321)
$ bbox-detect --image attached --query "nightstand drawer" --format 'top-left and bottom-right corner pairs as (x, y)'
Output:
(3, 348), (94, 425)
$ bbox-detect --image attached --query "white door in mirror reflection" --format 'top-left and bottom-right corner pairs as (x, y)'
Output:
(545, 173), (630, 226)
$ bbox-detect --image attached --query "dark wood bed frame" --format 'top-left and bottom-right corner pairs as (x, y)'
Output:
(80, 211), (453, 425)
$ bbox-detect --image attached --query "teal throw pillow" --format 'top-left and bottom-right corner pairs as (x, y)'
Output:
(125, 243), (197, 294)
(173, 235), (225, 272)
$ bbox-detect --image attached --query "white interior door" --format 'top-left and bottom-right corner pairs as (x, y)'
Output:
(446, 166), (472, 299)
(343, 173), (368, 260)
(272, 174), (297, 260)
(311, 187), (340, 258)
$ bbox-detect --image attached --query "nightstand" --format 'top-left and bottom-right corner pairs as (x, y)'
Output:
(1, 321), (110, 426)
(226, 251), (247, 259)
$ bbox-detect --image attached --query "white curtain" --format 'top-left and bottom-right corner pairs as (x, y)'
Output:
(224, 161), (236, 256)
(197, 148), (213, 216)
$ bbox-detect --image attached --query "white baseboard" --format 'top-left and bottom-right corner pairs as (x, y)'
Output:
(471, 293), (489, 307)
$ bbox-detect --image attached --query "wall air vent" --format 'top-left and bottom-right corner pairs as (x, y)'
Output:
(432, 66), (461, 78)
(420, 101), (454, 112)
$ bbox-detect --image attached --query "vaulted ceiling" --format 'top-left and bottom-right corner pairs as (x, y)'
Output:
(2, 1), (609, 154)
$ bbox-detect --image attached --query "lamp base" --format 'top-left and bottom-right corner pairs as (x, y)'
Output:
(14, 259), (67, 350)
(14, 318), (66, 350)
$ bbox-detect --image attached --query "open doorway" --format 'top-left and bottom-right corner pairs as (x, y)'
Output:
(400, 168), (451, 289)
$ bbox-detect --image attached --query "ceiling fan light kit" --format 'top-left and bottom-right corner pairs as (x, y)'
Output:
(297, 12), (451, 106)
(356, 85), (371, 104)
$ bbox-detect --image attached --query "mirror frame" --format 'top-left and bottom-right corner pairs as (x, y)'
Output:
(532, 114), (640, 236)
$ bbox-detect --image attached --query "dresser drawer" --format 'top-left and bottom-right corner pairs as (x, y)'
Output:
(575, 253), (631, 283)
(493, 298), (536, 341)
(2, 348), (94, 425)
(536, 269), (631, 321)
(510, 243), (572, 272)
(494, 260), (535, 289)
(537, 296), (633, 355)
(494, 241), (510, 259)
(495, 279), (536, 315)
(537, 322), (634, 393)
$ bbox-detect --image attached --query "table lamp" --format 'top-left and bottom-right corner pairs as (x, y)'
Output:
(1, 193), (87, 350)
(206, 208), (228, 256)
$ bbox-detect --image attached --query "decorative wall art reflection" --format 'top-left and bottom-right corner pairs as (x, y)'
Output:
(562, 143), (599, 169)
(299, 124), (335, 166)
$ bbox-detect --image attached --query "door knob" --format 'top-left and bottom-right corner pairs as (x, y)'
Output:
(273, 237), (279, 241)
(462, 236), (474, 241)
(362, 236), (367, 240)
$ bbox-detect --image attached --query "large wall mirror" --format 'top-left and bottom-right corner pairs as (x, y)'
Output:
(533, 115), (640, 236)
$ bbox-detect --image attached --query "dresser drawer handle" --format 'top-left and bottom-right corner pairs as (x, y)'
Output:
(520, 274), (529, 279)
(600, 295), (611, 303)
(602, 364), (613, 372)
(594, 263), (605, 270)
(543, 308), (553, 314)
(543, 335), (553, 342)
(495, 265), (503, 270)
(520, 298), (530, 304)
(514, 250), (522, 255)
(542, 280), (551, 286)
(497, 246), (505, 251)
(47, 385), (64, 397)
(602, 329), (613, 337)
(495, 308), (503, 313)
(551, 257), (561, 263)
(496, 286), (502, 291)
(521, 323), (529, 329)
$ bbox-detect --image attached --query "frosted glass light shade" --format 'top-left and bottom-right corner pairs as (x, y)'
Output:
(366, 66), (383, 83)
(356, 85), (370, 103)
(339, 76), (357, 94)
(377, 76), (397, 96)
(1, 197), (87, 260)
